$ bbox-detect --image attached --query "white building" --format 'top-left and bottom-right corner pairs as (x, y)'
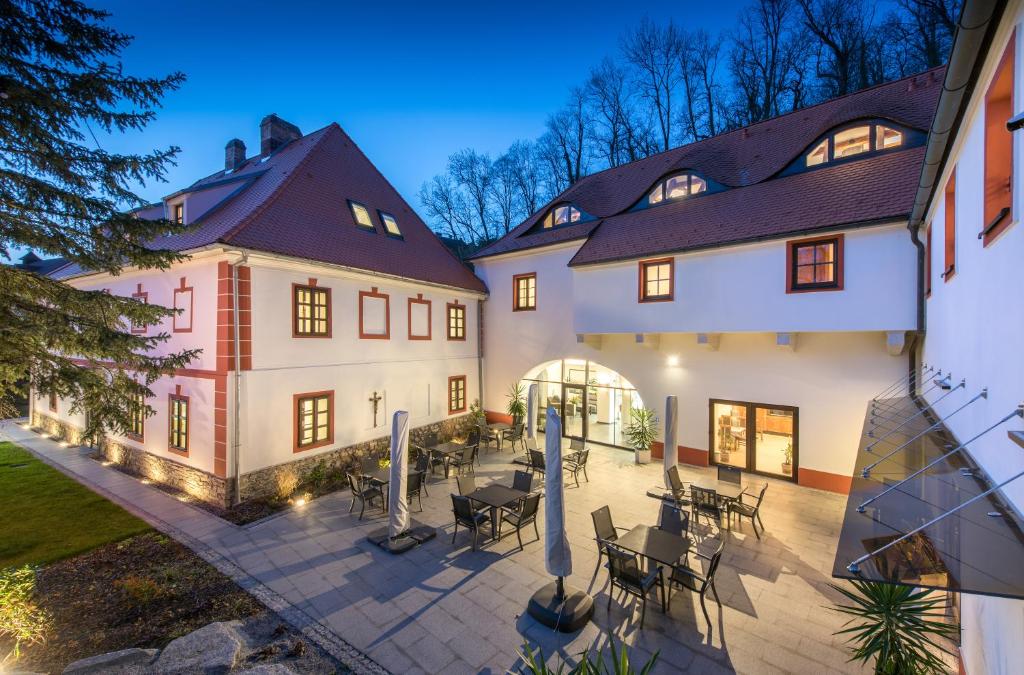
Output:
(34, 115), (485, 503)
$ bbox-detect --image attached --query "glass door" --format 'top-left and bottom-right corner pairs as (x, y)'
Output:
(710, 399), (798, 481)
(562, 384), (586, 440)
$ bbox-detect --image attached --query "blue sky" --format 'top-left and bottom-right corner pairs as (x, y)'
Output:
(92, 0), (741, 207)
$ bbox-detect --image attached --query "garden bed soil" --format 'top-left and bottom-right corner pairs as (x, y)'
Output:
(1, 532), (343, 673)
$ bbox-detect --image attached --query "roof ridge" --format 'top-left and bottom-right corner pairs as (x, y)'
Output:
(218, 126), (337, 244)
(571, 65), (946, 186)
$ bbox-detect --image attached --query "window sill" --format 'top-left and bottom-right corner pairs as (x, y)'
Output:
(786, 285), (843, 294)
(638, 296), (674, 303)
(168, 446), (189, 457)
(294, 439), (333, 454)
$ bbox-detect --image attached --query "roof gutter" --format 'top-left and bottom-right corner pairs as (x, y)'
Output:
(908, 0), (1008, 231)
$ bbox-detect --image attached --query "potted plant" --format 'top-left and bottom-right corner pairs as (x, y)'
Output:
(506, 383), (527, 426)
(782, 442), (793, 475)
(469, 399), (486, 426)
(625, 407), (657, 465)
(830, 579), (957, 675)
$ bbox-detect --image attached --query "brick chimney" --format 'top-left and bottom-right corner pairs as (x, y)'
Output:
(225, 138), (246, 170)
(260, 114), (302, 156)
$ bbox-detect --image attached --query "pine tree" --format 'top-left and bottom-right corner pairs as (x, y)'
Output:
(0, 0), (198, 440)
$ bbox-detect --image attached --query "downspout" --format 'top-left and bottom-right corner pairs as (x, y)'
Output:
(477, 298), (484, 415)
(230, 251), (248, 505)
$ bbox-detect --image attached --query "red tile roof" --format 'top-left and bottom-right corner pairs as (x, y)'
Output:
(473, 67), (945, 264)
(56, 124), (486, 293)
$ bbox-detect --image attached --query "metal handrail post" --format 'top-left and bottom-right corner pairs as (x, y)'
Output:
(867, 379), (962, 444)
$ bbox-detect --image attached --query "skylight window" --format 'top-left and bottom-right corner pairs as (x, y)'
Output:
(379, 211), (402, 237)
(348, 200), (374, 230)
(542, 204), (582, 228)
(805, 122), (905, 168)
(647, 172), (707, 206)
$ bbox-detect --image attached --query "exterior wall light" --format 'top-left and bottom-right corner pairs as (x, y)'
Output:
(666, 355), (680, 367)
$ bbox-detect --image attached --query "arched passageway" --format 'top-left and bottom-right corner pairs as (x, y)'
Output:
(520, 359), (643, 452)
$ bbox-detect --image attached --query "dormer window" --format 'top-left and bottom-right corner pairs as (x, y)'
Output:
(542, 204), (581, 228)
(804, 123), (905, 168)
(379, 211), (402, 237)
(172, 203), (184, 224)
(647, 172), (707, 206)
(349, 200), (374, 230)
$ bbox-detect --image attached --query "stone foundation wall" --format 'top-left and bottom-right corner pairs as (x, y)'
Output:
(238, 413), (479, 502)
(31, 411), (230, 507)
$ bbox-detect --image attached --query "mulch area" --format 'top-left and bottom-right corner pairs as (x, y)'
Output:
(3, 532), (265, 673)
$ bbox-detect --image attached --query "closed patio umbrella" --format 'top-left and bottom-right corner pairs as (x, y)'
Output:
(526, 405), (593, 632)
(526, 383), (539, 442)
(388, 410), (410, 541)
(664, 395), (678, 490)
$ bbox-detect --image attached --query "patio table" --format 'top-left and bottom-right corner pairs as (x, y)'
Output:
(487, 422), (512, 431)
(428, 441), (466, 479)
(615, 524), (691, 569)
(361, 469), (419, 510)
(688, 477), (749, 502)
(465, 484), (528, 539)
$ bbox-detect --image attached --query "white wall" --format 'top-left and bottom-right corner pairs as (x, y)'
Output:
(476, 243), (904, 480)
(573, 223), (917, 334)
(239, 258), (482, 474)
(919, 6), (1024, 673)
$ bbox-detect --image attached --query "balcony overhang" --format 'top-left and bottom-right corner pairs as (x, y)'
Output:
(832, 396), (1024, 599)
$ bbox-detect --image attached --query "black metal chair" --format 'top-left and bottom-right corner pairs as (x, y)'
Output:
(501, 422), (526, 453)
(528, 449), (546, 476)
(347, 473), (384, 520)
(691, 485), (725, 529)
(728, 483), (768, 538)
(667, 539), (725, 630)
(511, 470), (533, 493)
(499, 492), (541, 551)
(605, 544), (665, 628)
(563, 449), (589, 487)
(657, 501), (690, 539)
(465, 429), (482, 466)
(717, 464), (742, 485)
(404, 471), (424, 512)
(414, 453), (431, 495)
(567, 437), (585, 460)
(479, 423), (499, 452)
(360, 456), (379, 476)
(667, 465), (690, 505)
(590, 505), (629, 578)
(451, 494), (490, 551)
(451, 446), (476, 476)
(456, 475), (476, 496)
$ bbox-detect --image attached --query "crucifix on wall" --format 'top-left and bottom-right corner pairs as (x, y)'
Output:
(369, 390), (383, 428)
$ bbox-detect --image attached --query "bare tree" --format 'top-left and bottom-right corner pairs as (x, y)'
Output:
(730, 0), (803, 125)
(502, 140), (547, 217)
(622, 18), (684, 151)
(540, 88), (592, 190)
(681, 29), (727, 139)
(884, 0), (962, 75)
(449, 149), (494, 241)
(586, 58), (655, 166)
(488, 153), (521, 236)
(418, 173), (476, 242)
(798, 0), (878, 97)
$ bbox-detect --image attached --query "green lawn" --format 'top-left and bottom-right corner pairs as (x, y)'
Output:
(0, 442), (151, 568)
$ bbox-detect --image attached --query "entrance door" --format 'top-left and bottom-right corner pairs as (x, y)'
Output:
(562, 384), (586, 440)
(710, 399), (798, 480)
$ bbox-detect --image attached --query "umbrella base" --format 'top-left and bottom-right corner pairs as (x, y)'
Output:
(526, 582), (594, 633)
(367, 520), (436, 554)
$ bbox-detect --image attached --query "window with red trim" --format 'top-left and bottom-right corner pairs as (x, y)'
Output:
(130, 286), (148, 334)
(359, 288), (390, 339)
(447, 302), (466, 340)
(408, 295), (432, 340)
(448, 376), (467, 414)
(127, 390), (145, 441)
(173, 281), (194, 333)
(944, 171), (956, 282)
(293, 283), (331, 337)
(294, 391), (333, 452)
(639, 258), (674, 302)
(168, 393), (189, 454)
(787, 235), (844, 292)
(513, 273), (536, 311)
(983, 33), (1015, 245)
(48, 390), (57, 413)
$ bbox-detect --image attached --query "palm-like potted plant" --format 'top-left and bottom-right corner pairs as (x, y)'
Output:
(625, 407), (657, 465)
(506, 383), (527, 426)
(782, 442), (793, 475)
(830, 579), (957, 674)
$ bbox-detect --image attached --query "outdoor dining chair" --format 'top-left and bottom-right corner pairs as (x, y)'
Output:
(347, 473), (384, 520)
(479, 422), (499, 452)
(451, 446), (476, 476)
(563, 449), (590, 487)
(657, 501), (690, 539)
(528, 449), (546, 476)
(605, 544), (665, 629)
(568, 437), (585, 459)
(666, 538), (725, 630)
(717, 464), (742, 485)
(451, 494), (490, 551)
(465, 428), (482, 466)
(361, 456), (380, 477)
(456, 475), (477, 496)
(590, 505), (630, 578)
(511, 470), (533, 493)
(691, 485), (725, 529)
(406, 471), (425, 512)
(728, 483), (768, 538)
(501, 422), (526, 453)
(498, 491), (542, 551)
(414, 453), (431, 495)
(667, 465), (690, 505)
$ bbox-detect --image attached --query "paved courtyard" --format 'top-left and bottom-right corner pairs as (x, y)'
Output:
(3, 422), (870, 674)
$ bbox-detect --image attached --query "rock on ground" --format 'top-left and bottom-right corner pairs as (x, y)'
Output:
(152, 621), (243, 674)
(62, 647), (159, 674)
